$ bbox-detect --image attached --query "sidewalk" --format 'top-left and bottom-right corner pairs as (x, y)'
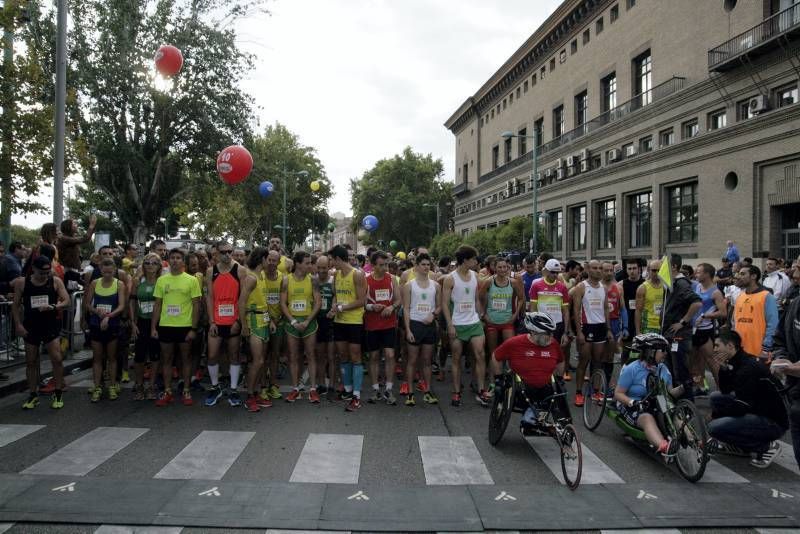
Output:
(0, 349), (93, 398)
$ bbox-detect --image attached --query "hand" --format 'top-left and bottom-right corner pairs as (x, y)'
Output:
(606, 330), (613, 341)
(771, 358), (792, 376)
(185, 329), (196, 342)
(100, 316), (109, 331)
(406, 331), (415, 344)
(576, 332), (585, 345)
(326, 309), (336, 319)
(296, 320), (307, 332)
(151, 328), (159, 339)
(380, 306), (393, 318)
(80, 319), (88, 331)
(758, 350), (772, 363)
(372, 303), (385, 313)
(38, 304), (52, 313)
(667, 322), (682, 334)
(89, 214), (97, 228)
(231, 321), (241, 335)
(447, 325), (456, 339)
(269, 321), (277, 334)
(628, 399), (640, 411)
(208, 323), (218, 337)
(241, 324), (251, 338)
(422, 313), (434, 325)
(131, 322), (139, 340)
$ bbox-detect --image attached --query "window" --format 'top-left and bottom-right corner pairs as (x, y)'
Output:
(550, 58), (556, 71)
(509, 93), (514, 104)
(490, 109), (494, 119)
(774, 83), (798, 108)
(601, 73), (617, 112)
(682, 119), (699, 140)
(629, 192), (651, 248)
(633, 50), (652, 105)
(708, 108), (727, 130)
(571, 205), (587, 250)
(596, 17), (604, 34)
(610, 4), (619, 22)
(524, 80), (529, 93)
(516, 87), (521, 99)
(571, 39), (578, 54)
(504, 138), (512, 163)
(668, 183), (698, 243)
(659, 128), (674, 147)
(597, 199), (616, 249)
(583, 29), (590, 44)
(497, 104), (501, 114)
(639, 135), (653, 153)
(553, 105), (565, 138)
(503, 98), (507, 110)
(737, 98), (755, 121)
(574, 91), (588, 128)
(591, 154), (602, 169)
(560, 49), (567, 63)
(518, 128), (527, 155)
(548, 210), (563, 251)
(626, 0), (636, 9)
(492, 145), (499, 169)
(533, 118), (544, 147)
(540, 66), (546, 80)
(462, 163), (468, 184)
(621, 142), (634, 159)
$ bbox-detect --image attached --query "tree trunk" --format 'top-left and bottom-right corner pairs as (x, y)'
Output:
(132, 222), (149, 246)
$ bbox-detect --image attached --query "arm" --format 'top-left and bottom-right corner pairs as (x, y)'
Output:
(381, 276), (401, 318)
(402, 282), (414, 342)
(238, 275), (256, 337)
(83, 280), (96, 319)
(477, 279), (488, 320)
(762, 293), (780, 352)
(280, 277), (294, 325)
(129, 280), (140, 337)
(11, 279), (26, 337)
(571, 285), (584, 342)
(150, 298), (162, 338)
(326, 275), (337, 319)
(109, 279), (127, 318)
(54, 277), (70, 312)
(634, 284), (645, 334)
(512, 278), (525, 319)
(187, 297), (200, 341)
(308, 278), (321, 323)
(205, 267), (216, 335)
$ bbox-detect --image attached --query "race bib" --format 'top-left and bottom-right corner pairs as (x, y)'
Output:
(491, 298), (508, 311)
(30, 295), (49, 309)
(139, 301), (154, 314)
(267, 293), (280, 305)
(653, 303), (662, 316)
(628, 299), (636, 310)
(540, 302), (560, 317)
(217, 304), (235, 317)
(457, 301), (474, 314)
(291, 300), (307, 313)
(589, 298), (602, 309)
(375, 289), (391, 302)
(96, 304), (112, 315)
(261, 312), (270, 326)
(416, 303), (432, 314)
(166, 304), (181, 316)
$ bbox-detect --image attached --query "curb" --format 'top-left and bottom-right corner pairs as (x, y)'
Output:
(0, 357), (93, 398)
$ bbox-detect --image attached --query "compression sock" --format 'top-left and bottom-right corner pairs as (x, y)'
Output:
(208, 364), (220, 386)
(341, 362), (353, 392)
(603, 362), (613, 385)
(352, 363), (364, 398)
(229, 364), (241, 390)
(385, 381), (393, 393)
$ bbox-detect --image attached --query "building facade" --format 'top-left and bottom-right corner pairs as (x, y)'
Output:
(446, 0), (800, 263)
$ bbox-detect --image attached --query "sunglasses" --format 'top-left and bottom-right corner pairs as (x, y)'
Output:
(143, 261), (160, 266)
(219, 250), (233, 255)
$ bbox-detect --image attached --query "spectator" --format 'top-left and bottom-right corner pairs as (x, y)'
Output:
(715, 257), (734, 293)
(763, 256), (792, 306)
(770, 289), (800, 472)
(121, 244), (139, 277)
(742, 257), (753, 268)
(0, 242), (27, 296)
(733, 265), (779, 361)
(725, 240), (740, 264)
(57, 215), (97, 292)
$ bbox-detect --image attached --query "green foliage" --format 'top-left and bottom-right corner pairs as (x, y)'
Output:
(9, 225), (39, 248)
(464, 229), (496, 256)
(350, 147), (451, 252)
(429, 232), (462, 259)
(428, 216), (550, 259)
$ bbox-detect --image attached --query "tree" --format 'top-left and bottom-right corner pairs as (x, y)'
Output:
(429, 232), (462, 259)
(494, 216), (550, 253)
(9, 225), (39, 247)
(429, 216), (550, 259)
(68, 0), (265, 244)
(350, 147), (450, 252)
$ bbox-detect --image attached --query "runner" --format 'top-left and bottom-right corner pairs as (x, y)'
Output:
(328, 245), (367, 411)
(268, 236), (293, 275)
(261, 250), (285, 401)
(130, 252), (161, 400)
(442, 245), (489, 407)
(315, 254), (336, 396)
(620, 258), (644, 362)
(150, 248), (202, 407)
(83, 258), (127, 402)
(520, 254), (540, 305)
(204, 241), (244, 408)
(691, 263), (726, 395)
(401, 253), (441, 406)
(528, 259), (571, 344)
(282, 251), (322, 403)
(635, 259), (664, 336)
(602, 261), (628, 380)
(365, 251), (400, 405)
(12, 256), (70, 409)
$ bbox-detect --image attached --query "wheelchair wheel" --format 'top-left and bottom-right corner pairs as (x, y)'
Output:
(557, 423), (582, 490)
(582, 369), (607, 431)
(671, 399), (709, 483)
(488, 374), (516, 445)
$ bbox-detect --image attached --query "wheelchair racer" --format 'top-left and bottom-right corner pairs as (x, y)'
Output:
(491, 312), (569, 434)
(613, 333), (679, 459)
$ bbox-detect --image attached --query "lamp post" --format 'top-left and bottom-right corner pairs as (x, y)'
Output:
(501, 130), (538, 254)
(279, 168), (309, 246)
(423, 201), (452, 236)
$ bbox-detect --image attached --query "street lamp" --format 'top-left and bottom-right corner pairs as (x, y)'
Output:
(278, 168), (309, 246)
(423, 201), (452, 236)
(501, 130), (538, 254)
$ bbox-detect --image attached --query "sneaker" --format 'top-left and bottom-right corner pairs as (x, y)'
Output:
(432, 362), (440, 374)
(423, 391), (439, 404)
(591, 391), (605, 403)
(245, 395), (260, 412)
(399, 382), (410, 395)
(286, 389), (301, 403)
(659, 438), (679, 461)
(204, 385), (224, 407)
(22, 393), (39, 410)
(574, 392), (585, 407)
(385, 391), (397, 405)
(50, 391), (64, 409)
(268, 384), (282, 399)
(405, 394), (416, 407)
(367, 390), (383, 404)
(155, 391), (174, 407)
(416, 379), (428, 392)
(340, 390), (353, 401)
(706, 437), (748, 456)
(132, 385), (145, 401)
(108, 384), (120, 401)
(121, 370), (130, 383)
(227, 391), (242, 407)
(90, 386), (103, 403)
(194, 368), (204, 382)
(345, 396), (362, 412)
(476, 389), (491, 406)
(317, 384), (329, 395)
(145, 385), (157, 400)
(39, 379), (56, 395)
(563, 371), (572, 382)
(182, 390), (193, 406)
(309, 389), (321, 404)
(451, 392), (462, 407)
(256, 395), (272, 408)
(751, 441), (782, 468)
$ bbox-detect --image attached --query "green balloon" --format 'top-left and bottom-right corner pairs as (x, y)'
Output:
(327, 222), (336, 232)
(389, 240), (398, 249)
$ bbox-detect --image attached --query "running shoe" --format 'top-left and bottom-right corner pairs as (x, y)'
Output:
(316, 384), (328, 395)
(416, 379), (428, 392)
(39, 379), (56, 395)
(204, 385), (223, 407)
(256, 395), (272, 408)
(399, 382), (410, 395)
(563, 371), (572, 382)
(659, 438), (679, 462)
(50, 391), (64, 409)
(367, 390), (383, 404)
(432, 362), (440, 374)
(245, 395), (260, 413)
(194, 368), (204, 382)
(405, 394), (416, 407)
(228, 391), (242, 407)
(385, 391), (397, 406)
(182, 390), (193, 406)
(90, 386), (103, 403)
(751, 441), (782, 468)
(268, 384), (282, 399)
(706, 438), (748, 457)
(476, 389), (491, 406)
(423, 391), (439, 405)
(108, 384), (120, 401)
(145, 385), (157, 400)
(155, 391), (173, 407)
(345, 396), (362, 412)
(286, 389), (301, 403)
(22, 393), (39, 410)
(121, 370), (130, 383)
(451, 392), (462, 407)
(340, 390), (353, 401)
(309, 389), (321, 404)
(591, 391), (605, 403)
(574, 392), (585, 407)
(133, 385), (145, 401)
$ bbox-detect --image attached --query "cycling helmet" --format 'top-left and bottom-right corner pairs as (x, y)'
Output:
(629, 333), (670, 363)
(523, 312), (557, 334)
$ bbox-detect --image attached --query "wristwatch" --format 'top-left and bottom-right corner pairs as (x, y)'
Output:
(679, 319), (687, 326)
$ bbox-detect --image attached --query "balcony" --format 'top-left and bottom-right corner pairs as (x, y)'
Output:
(709, 3), (800, 72)
(453, 182), (469, 196)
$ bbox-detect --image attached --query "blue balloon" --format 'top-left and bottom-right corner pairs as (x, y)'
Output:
(362, 214), (378, 232)
(259, 181), (274, 198)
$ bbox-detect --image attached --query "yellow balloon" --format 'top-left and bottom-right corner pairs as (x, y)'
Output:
(396, 251), (406, 260)
(310, 180), (320, 192)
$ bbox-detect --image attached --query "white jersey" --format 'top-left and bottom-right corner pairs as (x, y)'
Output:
(450, 269), (479, 326)
(581, 280), (606, 325)
(409, 278), (437, 322)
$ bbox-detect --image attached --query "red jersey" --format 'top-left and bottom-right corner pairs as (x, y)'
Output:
(606, 282), (621, 320)
(211, 263), (240, 326)
(494, 335), (563, 388)
(528, 277), (570, 324)
(365, 272), (396, 331)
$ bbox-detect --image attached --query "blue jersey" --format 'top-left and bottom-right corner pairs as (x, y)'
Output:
(617, 360), (671, 401)
(521, 272), (541, 301)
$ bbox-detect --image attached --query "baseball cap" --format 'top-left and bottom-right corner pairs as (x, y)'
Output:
(544, 259), (562, 272)
(721, 257), (730, 262)
(33, 255), (52, 270)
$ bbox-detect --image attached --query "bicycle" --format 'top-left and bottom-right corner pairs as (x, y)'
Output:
(489, 370), (583, 489)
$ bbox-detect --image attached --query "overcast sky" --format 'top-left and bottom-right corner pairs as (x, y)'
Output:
(14, 0), (561, 229)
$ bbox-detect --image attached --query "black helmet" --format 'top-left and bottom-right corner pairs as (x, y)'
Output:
(523, 312), (557, 334)
(629, 333), (669, 363)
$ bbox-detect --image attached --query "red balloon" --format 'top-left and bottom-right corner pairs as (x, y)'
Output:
(216, 145), (253, 185)
(154, 45), (183, 76)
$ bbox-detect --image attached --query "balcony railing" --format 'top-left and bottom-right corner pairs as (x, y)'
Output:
(453, 182), (469, 196)
(708, 3), (800, 71)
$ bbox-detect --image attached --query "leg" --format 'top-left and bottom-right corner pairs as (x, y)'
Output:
(383, 346), (395, 395)
(369, 349), (381, 392)
(178, 341), (193, 392)
(419, 344), (433, 391)
(337, 340), (352, 393)
(91, 341), (105, 388)
(591, 341), (608, 383)
(287, 335), (301, 388)
(106, 339), (119, 389)
(638, 413), (667, 449)
(302, 333), (317, 390)
(450, 336), (464, 394)
(470, 334), (487, 392)
(789, 396), (800, 470)
(405, 343), (419, 392)
(708, 414), (785, 453)
(247, 336), (265, 395)
(349, 342), (363, 398)
(24, 343), (40, 393)
(226, 335), (242, 391)
(206, 333), (222, 388)
(575, 335), (592, 387)
(160, 342), (175, 392)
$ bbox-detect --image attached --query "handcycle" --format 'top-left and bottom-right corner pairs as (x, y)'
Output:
(488, 369), (583, 489)
(582, 349), (709, 483)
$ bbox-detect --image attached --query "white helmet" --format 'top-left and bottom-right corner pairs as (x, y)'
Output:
(523, 312), (557, 334)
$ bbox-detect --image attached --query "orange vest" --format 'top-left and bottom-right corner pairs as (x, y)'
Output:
(734, 290), (767, 356)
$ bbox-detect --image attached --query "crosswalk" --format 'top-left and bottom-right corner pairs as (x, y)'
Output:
(1, 423), (798, 487)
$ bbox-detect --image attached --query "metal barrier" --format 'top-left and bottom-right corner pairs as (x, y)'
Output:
(62, 290), (85, 358)
(0, 300), (24, 369)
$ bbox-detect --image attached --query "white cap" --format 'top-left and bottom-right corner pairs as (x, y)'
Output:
(544, 259), (562, 272)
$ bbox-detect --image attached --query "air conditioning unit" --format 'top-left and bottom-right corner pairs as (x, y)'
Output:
(749, 94), (769, 114)
(567, 165), (577, 177)
(556, 168), (566, 180)
(579, 148), (590, 161)
(486, 195), (494, 205)
(580, 160), (590, 172)
(608, 148), (621, 162)
(555, 158), (564, 168)
(625, 145), (637, 158)
(544, 168), (554, 178)
(566, 155), (577, 168)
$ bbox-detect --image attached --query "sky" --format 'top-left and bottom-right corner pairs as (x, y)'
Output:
(14, 0), (562, 229)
